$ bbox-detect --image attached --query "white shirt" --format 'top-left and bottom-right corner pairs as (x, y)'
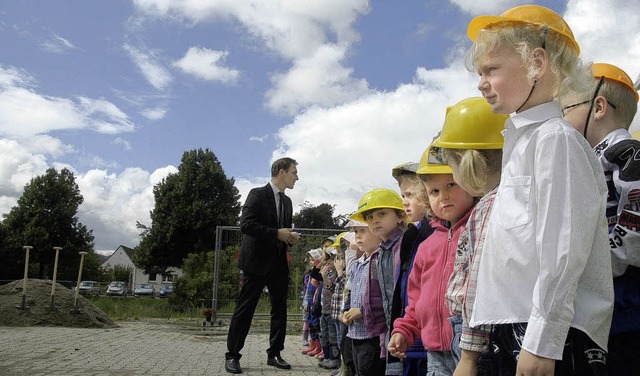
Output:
(470, 102), (614, 359)
(269, 181), (283, 222)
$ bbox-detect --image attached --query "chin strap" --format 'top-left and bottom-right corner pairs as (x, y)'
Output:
(583, 76), (606, 139)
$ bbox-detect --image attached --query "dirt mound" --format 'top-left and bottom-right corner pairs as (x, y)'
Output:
(0, 279), (116, 328)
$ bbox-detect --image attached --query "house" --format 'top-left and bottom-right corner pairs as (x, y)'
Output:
(100, 245), (182, 289)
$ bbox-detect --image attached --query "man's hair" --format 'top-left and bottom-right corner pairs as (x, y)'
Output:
(466, 22), (592, 99)
(443, 148), (502, 194)
(271, 157), (298, 177)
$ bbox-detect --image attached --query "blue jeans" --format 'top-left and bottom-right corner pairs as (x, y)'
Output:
(426, 350), (456, 376)
(449, 315), (462, 366)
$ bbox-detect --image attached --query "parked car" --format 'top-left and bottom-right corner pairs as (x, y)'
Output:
(76, 281), (100, 296)
(158, 284), (173, 298)
(134, 283), (155, 298)
(106, 281), (128, 297)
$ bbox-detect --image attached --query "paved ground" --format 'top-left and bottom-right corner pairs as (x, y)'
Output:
(0, 320), (333, 376)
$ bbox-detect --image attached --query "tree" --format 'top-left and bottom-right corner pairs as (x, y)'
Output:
(1, 168), (96, 282)
(133, 148), (241, 273)
(292, 202), (345, 229)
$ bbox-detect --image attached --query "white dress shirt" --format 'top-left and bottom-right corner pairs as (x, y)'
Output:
(470, 102), (614, 359)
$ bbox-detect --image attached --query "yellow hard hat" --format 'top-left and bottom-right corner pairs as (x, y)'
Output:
(416, 141), (452, 175)
(468, 5), (580, 54)
(592, 63), (639, 102)
(350, 188), (406, 222)
(432, 97), (508, 150)
(330, 232), (348, 248)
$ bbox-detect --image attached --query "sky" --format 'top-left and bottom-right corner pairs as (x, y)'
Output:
(1, 0), (639, 252)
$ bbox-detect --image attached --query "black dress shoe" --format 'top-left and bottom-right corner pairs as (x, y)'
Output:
(267, 355), (291, 369)
(225, 358), (242, 374)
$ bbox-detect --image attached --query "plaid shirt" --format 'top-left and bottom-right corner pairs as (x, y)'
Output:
(446, 188), (497, 352)
(347, 253), (372, 340)
(331, 274), (346, 320)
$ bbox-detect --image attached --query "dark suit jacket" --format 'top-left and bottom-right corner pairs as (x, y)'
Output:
(238, 183), (292, 276)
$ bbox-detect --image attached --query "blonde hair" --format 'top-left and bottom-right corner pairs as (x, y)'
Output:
(466, 22), (592, 99)
(397, 173), (432, 217)
(418, 174), (441, 218)
(443, 149), (502, 194)
(594, 79), (638, 128)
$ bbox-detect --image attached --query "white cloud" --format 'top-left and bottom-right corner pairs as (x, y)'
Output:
(41, 34), (76, 54)
(266, 44), (370, 115)
(249, 134), (269, 143)
(173, 46), (240, 84)
(449, 0), (525, 15)
(76, 165), (177, 249)
(133, 0), (371, 115)
(138, 106), (166, 120)
(270, 60), (478, 216)
(114, 137), (132, 151)
(0, 65), (135, 137)
(123, 43), (173, 91)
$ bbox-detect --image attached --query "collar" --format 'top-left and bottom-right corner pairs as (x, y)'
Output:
(507, 101), (562, 130)
(380, 228), (404, 250)
(269, 181), (282, 196)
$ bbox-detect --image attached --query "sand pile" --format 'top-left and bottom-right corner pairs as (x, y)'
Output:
(0, 279), (116, 328)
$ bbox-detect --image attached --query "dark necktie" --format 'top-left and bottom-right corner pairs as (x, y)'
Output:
(278, 192), (285, 228)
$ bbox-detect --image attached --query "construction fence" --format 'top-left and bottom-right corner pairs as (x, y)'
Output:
(212, 226), (343, 316)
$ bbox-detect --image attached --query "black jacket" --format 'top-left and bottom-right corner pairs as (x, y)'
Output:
(238, 183), (292, 276)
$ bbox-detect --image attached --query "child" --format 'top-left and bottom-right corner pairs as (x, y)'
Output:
(466, 5), (614, 374)
(432, 97), (508, 375)
(328, 235), (349, 374)
(561, 63), (640, 376)
(318, 235), (343, 370)
(342, 220), (388, 376)
(302, 251), (320, 348)
(388, 141), (476, 375)
(301, 249), (324, 356)
(390, 162), (435, 375)
(351, 188), (408, 375)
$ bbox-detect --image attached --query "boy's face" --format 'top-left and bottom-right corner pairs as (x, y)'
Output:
(364, 208), (403, 241)
(399, 179), (428, 222)
(423, 174), (475, 223)
(353, 226), (380, 254)
(476, 47), (532, 114)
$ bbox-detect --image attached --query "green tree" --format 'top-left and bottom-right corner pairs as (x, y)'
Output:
(133, 149), (241, 273)
(293, 202), (344, 229)
(1, 168), (96, 281)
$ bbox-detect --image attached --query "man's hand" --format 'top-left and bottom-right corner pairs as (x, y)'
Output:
(387, 333), (408, 359)
(453, 349), (480, 376)
(516, 349), (555, 376)
(277, 228), (299, 245)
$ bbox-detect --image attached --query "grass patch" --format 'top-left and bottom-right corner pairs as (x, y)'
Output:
(88, 296), (200, 320)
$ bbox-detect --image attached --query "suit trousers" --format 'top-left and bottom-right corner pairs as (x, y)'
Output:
(226, 256), (289, 360)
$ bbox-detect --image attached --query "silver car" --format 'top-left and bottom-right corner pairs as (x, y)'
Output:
(106, 281), (128, 297)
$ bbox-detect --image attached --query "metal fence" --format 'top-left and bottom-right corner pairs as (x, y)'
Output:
(212, 226), (343, 315)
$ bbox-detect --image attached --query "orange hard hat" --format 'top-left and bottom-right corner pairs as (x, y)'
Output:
(468, 5), (580, 54)
(592, 63), (639, 102)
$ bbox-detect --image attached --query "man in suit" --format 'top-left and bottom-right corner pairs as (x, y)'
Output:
(225, 157), (300, 374)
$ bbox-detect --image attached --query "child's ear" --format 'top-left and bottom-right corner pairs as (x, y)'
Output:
(531, 47), (549, 79)
(593, 96), (607, 120)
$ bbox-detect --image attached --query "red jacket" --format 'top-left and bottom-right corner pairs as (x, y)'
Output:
(391, 209), (472, 351)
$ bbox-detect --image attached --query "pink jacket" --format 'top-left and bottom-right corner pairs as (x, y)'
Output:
(391, 209), (472, 351)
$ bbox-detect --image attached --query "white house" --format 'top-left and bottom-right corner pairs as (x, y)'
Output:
(100, 245), (182, 289)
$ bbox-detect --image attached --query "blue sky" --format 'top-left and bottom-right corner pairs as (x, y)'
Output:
(1, 0), (639, 251)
